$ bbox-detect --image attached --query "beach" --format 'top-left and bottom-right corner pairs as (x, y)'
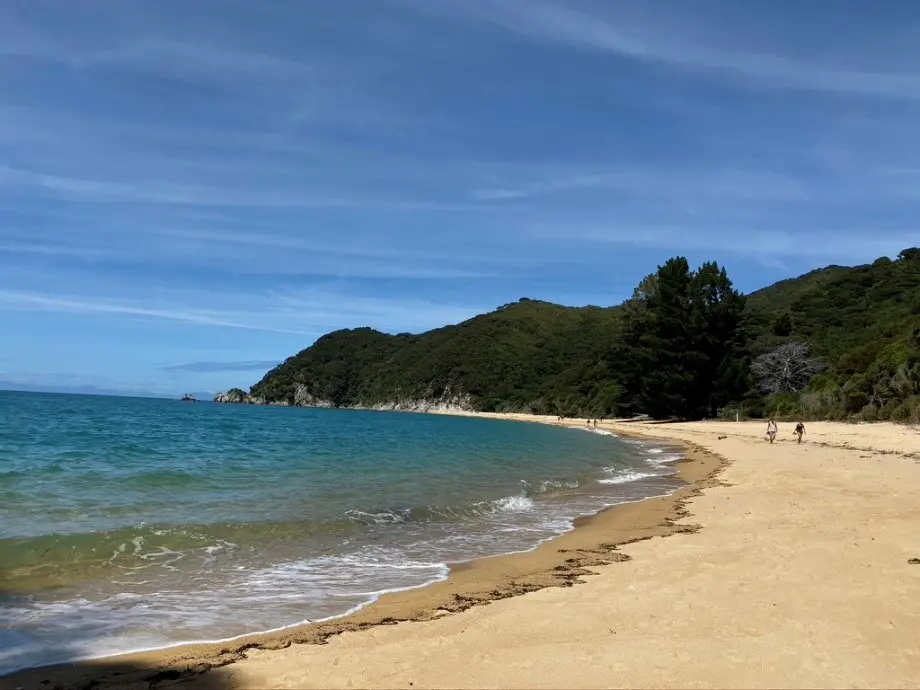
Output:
(1, 396), (686, 678)
(7, 417), (920, 689)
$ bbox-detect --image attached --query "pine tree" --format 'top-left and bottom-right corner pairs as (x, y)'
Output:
(614, 273), (657, 415)
(619, 258), (748, 420)
(689, 262), (748, 418)
(638, 257), (700, 419)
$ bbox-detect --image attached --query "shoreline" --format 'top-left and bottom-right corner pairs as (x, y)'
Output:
(12, 415), (920, 688)
(6, 419), (725, 690)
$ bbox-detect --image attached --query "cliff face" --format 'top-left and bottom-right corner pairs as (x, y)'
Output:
(357, 389), (474, 413)
(292, 384), (333, 408)
(290, 383), (474, 413)
(213, 382), (472, 413)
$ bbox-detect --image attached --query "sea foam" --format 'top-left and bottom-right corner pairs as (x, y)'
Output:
(598, 469), (659, 485)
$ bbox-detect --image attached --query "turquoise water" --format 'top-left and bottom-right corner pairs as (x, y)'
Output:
(0, 391), (683, 675)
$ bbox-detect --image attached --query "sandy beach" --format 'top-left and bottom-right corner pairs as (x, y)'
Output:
(7, 417), (920, 690)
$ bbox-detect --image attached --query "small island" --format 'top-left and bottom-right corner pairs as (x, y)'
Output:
(180, 394), (197, 402)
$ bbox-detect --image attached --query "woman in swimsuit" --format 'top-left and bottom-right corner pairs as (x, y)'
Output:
(766, 418), (778, 444)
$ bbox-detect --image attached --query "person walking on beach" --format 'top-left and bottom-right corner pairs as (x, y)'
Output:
(794, 421), (806, 444)
(766, 418), (778, 444)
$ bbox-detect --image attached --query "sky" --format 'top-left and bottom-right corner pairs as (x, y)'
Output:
(2, 0), (919, 397)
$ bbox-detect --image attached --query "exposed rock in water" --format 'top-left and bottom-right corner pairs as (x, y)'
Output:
(180, 394), (197, 402)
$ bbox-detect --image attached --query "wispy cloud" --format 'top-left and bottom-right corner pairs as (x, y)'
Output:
(0, 287), (488, 338)
(0, 164), (490, 210)
(427, 0), (920, 100)
(472, 168), (810, 203)
(0, 3), (322, 86)
(159, 360), (280, 373)
(4, 0), (920, 392)
(154, 228), (534, 271)
(0, 290), (318, 335)
(0, 241), (110, 258)
(550, 225), (920, 264)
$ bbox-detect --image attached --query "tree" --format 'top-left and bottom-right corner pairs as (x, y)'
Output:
(618, 259), (747, 420)
(751, 342), (826, 395)
(688, 262), (748, 418)
(771, 312), (793, 337)
(613, 273), (658, 414)
(637, 257), (698, 419)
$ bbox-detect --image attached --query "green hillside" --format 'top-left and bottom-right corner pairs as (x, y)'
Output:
(249, 249), (920, 422)
(744, 248), (920, 420)
(252, 299), (622, 415)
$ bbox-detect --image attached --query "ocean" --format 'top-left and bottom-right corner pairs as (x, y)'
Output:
(0, 391), (683, 675)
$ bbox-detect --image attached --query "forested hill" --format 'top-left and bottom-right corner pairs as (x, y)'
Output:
(247, 248), (920, 422)
(251, 299), (623, 414)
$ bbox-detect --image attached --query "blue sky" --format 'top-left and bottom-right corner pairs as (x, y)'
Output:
(2, 0), (919, 397)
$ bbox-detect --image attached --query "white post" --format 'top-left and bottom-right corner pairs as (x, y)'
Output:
(736, 412), (740, 422)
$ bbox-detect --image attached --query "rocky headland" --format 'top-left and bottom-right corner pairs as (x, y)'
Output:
(213, 383), (473, 414)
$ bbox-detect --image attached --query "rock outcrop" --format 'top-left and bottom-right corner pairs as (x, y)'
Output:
(213, 388), (251, 404)
(287, 383), (473, 413)
(216, 382), (474, 414)
(359, 390), (474, 414)
(293, 384), (335, 408)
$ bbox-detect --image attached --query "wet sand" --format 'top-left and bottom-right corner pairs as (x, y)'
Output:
(7, 418), (920, 689)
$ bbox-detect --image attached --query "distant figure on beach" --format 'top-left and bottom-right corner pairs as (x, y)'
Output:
(766, 418), (778, 444)
(593, 419), (597, 427)
(794, 421), (806, 444)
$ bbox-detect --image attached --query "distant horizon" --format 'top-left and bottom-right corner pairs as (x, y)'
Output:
(0, 383), (184, 400)
(3, 0), (918, 396)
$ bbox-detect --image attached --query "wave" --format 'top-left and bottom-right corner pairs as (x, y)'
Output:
(490, 495), (535, 512)
(0, 549), (451, 677)
(3, 482), (573, 574)
(344, 492), (538, 526)
(584, 428), (617, 437)
(520, 478), (579, 496)
(645, 453), (683, 466)
(598, 469), (659, 485)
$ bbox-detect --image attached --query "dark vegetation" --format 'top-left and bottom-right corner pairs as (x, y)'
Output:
(250, 249), (920, 422)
